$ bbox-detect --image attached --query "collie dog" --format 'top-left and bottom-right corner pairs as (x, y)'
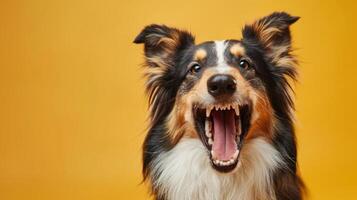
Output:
(134, 12), (305, 200)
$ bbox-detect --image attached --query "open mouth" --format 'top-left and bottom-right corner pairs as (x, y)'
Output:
(193, 103), (251, 173)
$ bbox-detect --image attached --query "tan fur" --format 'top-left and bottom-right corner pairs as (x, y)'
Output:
(145, 56), (169, 69)
(157, 32), (179, 55)
(194, 49), (207, 61)
(250, 18), (297, 70)
(251, 18), (281, 49)
(143, 29), (192, 126)
(166, 63), (274, 144)
(145, 29), (184, 72)
(246, 93), (274, 140)
(230, 43), (245, 57)
(166, 95), (197, 144)
(228, 68), (274, 140)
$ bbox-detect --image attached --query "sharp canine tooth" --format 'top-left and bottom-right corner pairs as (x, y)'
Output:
(206, 106), (213, 117)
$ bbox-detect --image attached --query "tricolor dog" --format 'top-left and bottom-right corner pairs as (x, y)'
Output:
(134, 12), (305, 200)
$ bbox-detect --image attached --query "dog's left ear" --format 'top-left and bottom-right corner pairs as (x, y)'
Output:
(242, 12), (299, 67)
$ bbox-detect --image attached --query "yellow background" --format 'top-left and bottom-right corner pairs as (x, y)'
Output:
(0, 0), (356, 199)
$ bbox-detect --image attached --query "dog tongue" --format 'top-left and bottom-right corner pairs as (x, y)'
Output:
(212, 109), (237, 161)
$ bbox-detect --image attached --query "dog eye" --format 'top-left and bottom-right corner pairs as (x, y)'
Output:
(239, 59), (250, 69)
(189, 63), (201, 74)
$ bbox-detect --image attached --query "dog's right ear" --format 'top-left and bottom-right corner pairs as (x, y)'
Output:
(134, 24), (195, 69)
(242, 12), (299, 69)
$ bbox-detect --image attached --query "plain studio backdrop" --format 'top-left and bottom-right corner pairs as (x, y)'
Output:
(0, 0), (356, 199)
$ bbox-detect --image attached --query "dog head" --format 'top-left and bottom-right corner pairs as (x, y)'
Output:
(134, 12), (299, 173)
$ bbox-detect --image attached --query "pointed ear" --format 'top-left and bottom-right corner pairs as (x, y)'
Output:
(134, 25), (195, 124)
(242, 12), (299, 67)
(134, 24), (195, 69)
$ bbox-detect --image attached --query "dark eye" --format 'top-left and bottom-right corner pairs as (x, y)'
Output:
(239, 59), (250, 69)
(189, 63), (201, 74)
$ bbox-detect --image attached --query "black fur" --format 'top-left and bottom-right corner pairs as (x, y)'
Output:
(241, 12), (305, 199)
(134, 24), (196, 182)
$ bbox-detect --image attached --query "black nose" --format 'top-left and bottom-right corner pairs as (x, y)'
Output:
(207, 74), (236, 98)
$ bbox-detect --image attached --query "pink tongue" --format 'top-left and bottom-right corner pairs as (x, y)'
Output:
(212, 109), (237, 161)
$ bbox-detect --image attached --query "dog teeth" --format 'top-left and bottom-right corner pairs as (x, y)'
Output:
(210, 149), (240, 167)
(208, 138), (213, 145)
(213, 159), (235, 166)
(205, 119), (209, 133)
(229, 158), (234, 164)
(206, 105), (213, 117)
(206, 103), (240, 116)
(205, 119), (212, 138)
(235, 104), (240, 116)
(203, 103), (244, 168)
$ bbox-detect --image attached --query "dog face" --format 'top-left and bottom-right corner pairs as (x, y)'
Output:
(134, 12), (299, 173)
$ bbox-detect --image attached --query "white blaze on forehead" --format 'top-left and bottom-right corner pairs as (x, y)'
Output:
(214, 40), (230, 73)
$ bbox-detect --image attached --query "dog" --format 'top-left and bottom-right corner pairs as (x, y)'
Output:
(134, 12), (305, 200)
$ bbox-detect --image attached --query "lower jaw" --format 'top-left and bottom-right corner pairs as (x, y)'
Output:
(209, 142), (242, 173)
(194, 105), (251, 173)
(211, 159), (239, 172)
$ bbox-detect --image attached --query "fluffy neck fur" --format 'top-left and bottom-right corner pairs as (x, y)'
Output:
(149, 137), (284, 200)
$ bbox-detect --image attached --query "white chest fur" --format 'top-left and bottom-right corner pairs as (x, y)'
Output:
(150, 138), (284, 200)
